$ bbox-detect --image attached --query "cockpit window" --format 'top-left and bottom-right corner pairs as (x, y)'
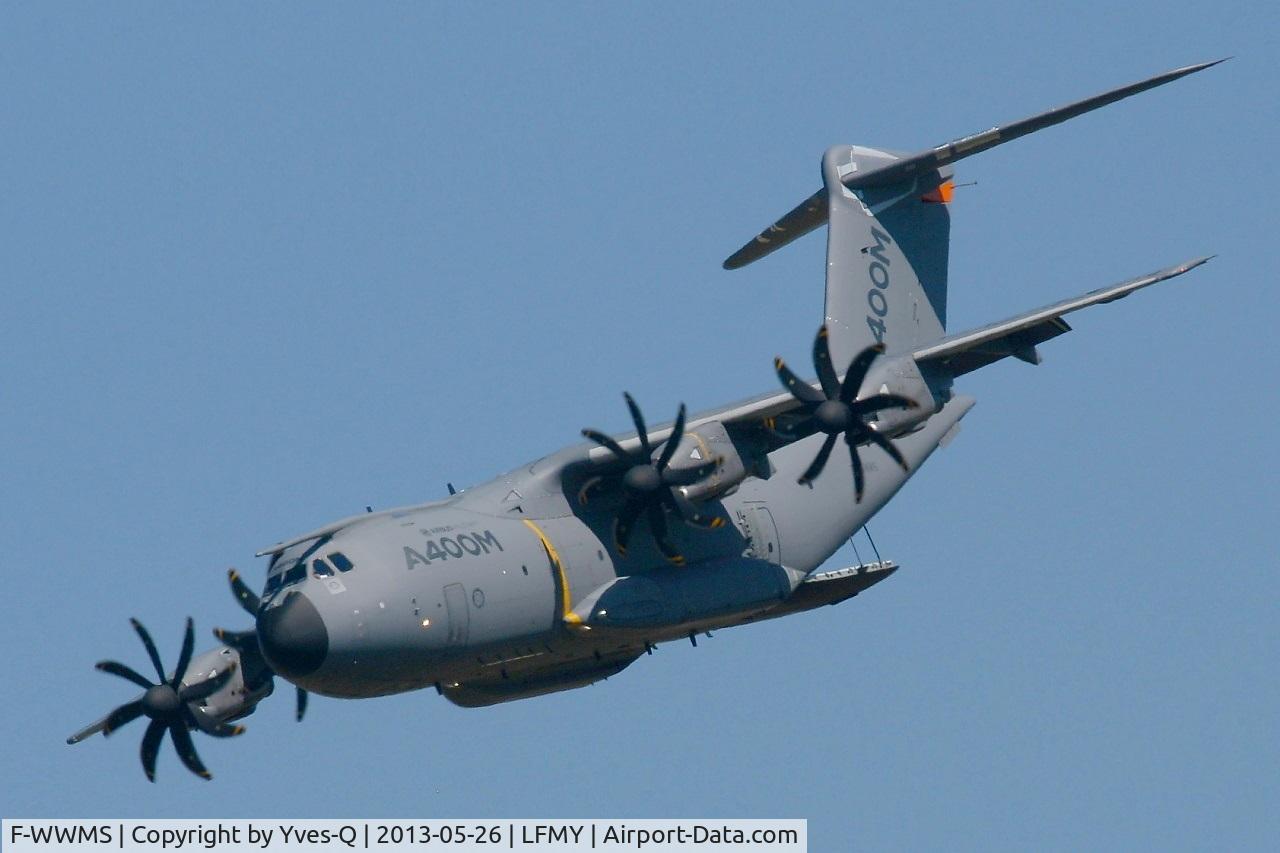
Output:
(283, 562), (307, 586)
(312, 558), (334, 577)
(329, 552), (354, 572)
(262, 535), (334, 595)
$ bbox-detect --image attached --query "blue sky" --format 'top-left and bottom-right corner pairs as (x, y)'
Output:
(3, 3), (1276, 849)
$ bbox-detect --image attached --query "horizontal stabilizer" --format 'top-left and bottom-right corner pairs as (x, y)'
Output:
(723, 59), (1226, 271)
(913, 256), (1212, 377)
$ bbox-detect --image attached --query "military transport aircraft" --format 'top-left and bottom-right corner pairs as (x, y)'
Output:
(68, 60), (1221, 781)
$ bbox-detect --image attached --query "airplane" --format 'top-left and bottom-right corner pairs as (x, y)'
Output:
(67, 60), (1222, 781)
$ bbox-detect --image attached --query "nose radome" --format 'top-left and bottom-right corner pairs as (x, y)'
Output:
(257, 591), (328, 679)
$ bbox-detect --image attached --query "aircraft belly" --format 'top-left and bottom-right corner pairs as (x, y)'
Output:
(440, 650), (642, 708)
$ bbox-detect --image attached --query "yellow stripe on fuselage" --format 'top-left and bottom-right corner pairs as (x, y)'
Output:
(521, 519), (582, 626)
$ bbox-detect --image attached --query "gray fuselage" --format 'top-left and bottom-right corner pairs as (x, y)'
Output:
(252, 398), (971, 707)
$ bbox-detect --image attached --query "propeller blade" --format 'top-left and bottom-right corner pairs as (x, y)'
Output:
(212, 627), (257, 650)
(624, 392), (652, 456)
(845, 432), (867, 501)
(760, 415), (802, 441)
(812, 326), (841, 398)
(839, 343), (886, 404)
(168, 721), (211, 780)
(774, 357), (825, 405)
(654, 403), (686, 471)
(613, 497), (645, 555)
(140, 718), (165, 782)
(661, 457), (719, 487)
(130, 618), (166, 684)
(228, 570), (261, 616)
(66, 715), (112, 745)
(862, 427), (911, 472)
(171, 618), (195, 687)
(178, 662), (237, 703)
(798, 434), (839, 485)
(582, 428), (631, 462)
(851, 393), (918, 415)
(296, 687), (308, 722)
(103, 701), (145, 736)
(96, 660), (155, 690)
(646, 502), (684, 565)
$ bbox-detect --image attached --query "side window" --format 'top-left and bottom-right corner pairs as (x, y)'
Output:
(312, 558), (334, 577)
(329, 552), (355, 573)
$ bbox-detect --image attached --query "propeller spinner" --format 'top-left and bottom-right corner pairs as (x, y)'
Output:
(581, 393), (723, 565)
(774, 326), (919, 500)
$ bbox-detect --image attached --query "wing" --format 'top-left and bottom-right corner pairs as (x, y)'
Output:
(586, 257), (1211, 464)
(583, 352), (881, 463)
(912, 257), (1211, 377)
(583, 384), (807, 466)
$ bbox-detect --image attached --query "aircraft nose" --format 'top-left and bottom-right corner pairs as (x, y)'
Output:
(257, 591), (328, 679)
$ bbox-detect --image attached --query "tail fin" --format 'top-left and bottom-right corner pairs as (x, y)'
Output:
(821, 145), (951, 363)
(722, 59), (1226, 365)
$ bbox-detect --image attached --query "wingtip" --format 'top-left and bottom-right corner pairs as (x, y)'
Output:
(1172, 57), (1231, 77)
(1180, 255), (1216, 272)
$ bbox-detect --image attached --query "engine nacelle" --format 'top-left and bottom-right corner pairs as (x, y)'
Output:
(182, 644), (275, 730)
(657, 419), (747, 502)
(860, 354), (946, 437)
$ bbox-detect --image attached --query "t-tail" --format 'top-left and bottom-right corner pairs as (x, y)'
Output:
(724, 60), (1225, 380)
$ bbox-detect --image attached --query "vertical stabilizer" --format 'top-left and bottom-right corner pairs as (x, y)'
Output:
(821, 145), (951, 365)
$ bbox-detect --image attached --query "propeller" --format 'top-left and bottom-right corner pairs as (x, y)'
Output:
(581, 393), (724, 565)
(68, 618), (239, 781)
(773, 326), (919, 500)
(223, 569), (309, 722)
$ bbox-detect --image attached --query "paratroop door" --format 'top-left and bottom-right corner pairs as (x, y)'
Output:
(443, 583), (469, 647)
